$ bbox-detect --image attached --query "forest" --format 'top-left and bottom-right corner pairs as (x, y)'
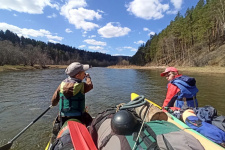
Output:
(1, 0), (224, 68)
(130, 0), (225, 67)
(0, 30), (129, 67)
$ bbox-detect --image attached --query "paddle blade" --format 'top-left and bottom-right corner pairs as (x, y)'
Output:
(0, 142), (12, 150)
(131, 93), (162, 109)
(68, 121), (97, 150)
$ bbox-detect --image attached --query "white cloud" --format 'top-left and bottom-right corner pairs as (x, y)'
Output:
(82, 30), (87, 37)
(116, 47), (124, 52)
(170, 0), (183, 10)
(0, 0), (59, 14)
(166, 10), (178, 15)
(134, 40), (145, 44)
(60, 0), (103, 31)
(166, 0), (183, 15)
(79, 45), (86, 48)
(124, 46), (137, 52)
(88, 46), (104, 50)
(47, 13), (57, 18)
(13, 14), (17, 16)
(88, 46), (108, 53)
(48, 39), (60, 43)
(148, 31), (155, 36)
(46, 34), (63, 41)
(83, 39), (106, 46)
(126, 0), (169, 20)
(88, 35), (96, 38)
(113, 54), (128, 56)
(116, 46), (137, 52)
(98, 22), (131, 38)
(0, 22), (63, 42)
(143, 27), (150, 31)
(65, 28), (72, 33)
(143, 27), (155, 37)
(97, 9), (104, 13)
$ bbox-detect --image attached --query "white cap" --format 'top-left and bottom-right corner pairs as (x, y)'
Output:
(65, 62), (89, 77)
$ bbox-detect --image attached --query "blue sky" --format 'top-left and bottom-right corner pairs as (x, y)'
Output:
(0, 0), (198, 56)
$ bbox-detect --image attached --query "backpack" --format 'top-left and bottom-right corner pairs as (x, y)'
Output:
(194, 106), (217, 123)
(88, 108), (132, 150)
(194, 106), (225, 133)
(89, 108), (204, 150)
(50, 119), (81, 150)
(185, 116), (225, 145)
(212, 115), (225, 132)
(127, 121), (204, 150)
(88, 108), (117, 145)
(50, 133), (74, 150)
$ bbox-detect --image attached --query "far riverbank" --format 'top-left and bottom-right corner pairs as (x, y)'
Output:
(108, 65), (225, 74)
(0, 65), (67, 72)
(1, 65), (225, 74)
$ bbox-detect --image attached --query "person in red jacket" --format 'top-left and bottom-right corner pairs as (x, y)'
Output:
(161, 67), (181, 109)
(160, 67), (198, 110)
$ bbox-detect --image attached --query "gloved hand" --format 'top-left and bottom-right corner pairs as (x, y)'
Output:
(85, 73), (91, 79)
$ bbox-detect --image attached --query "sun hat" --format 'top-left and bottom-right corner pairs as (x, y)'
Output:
(182, 109), (196, 122)
(65, 62), (89, 77)
(160, 67), (178, 77)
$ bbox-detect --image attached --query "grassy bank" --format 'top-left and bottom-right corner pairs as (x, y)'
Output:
(108, 65), (225, 74)
(1, 65), (225, 74)
(0, 65), (67, 72)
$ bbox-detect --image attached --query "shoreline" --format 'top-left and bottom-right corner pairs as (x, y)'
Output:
(0, 65), (67, 72)
(0, 65), (225, 74)
(107, 65), (225, 74)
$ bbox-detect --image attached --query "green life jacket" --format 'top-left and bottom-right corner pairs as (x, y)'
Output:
(59, 81), (85, 117)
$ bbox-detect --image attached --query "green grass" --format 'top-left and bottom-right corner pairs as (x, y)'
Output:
(108, 65), (225, 74)
(0, 65), (68, 72)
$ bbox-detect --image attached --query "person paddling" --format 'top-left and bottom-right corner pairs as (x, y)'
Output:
(160, 67), (199, 109)
(51, 62), (93, 129)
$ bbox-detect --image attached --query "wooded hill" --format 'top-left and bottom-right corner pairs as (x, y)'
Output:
(130, 0), (225, 67)
(0, 30), (130, 67)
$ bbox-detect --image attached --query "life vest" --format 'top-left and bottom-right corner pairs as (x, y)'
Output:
(59, 81), (85, 117)
(168, 75), (199, 108)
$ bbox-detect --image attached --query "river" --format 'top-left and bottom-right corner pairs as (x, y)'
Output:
(0, 67), (224, 150)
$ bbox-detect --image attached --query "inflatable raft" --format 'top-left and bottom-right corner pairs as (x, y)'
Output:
(45, 93), (225, 150)
(131, 93), (225, 150)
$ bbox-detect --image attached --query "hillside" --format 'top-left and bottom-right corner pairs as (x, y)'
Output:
(189, 44), (225, 67)
(146, 43), (225, 67)
(130, 0), (225, 67)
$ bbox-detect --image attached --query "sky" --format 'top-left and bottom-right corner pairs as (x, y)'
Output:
(0, 0), (198, 57)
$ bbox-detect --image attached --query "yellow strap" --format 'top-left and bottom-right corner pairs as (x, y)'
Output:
(60, 82), (66, 93)
(60, 81), (84, 96)
(73, 82), (84, 96)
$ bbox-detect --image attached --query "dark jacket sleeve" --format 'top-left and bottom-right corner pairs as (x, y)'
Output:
(51, 84), (61, 106)
(84, 77), (93, 93)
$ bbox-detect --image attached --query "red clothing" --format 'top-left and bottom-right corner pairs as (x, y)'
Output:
(162, 75), (182, 108)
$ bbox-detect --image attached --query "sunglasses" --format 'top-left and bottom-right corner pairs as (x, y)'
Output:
(165, 73), (172, 77)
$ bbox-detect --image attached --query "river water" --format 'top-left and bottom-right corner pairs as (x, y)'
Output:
(0, 67), (224, 150)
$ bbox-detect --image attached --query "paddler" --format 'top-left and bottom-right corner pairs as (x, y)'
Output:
(51, 62), (93, 129)
(160, 67), (199, 109)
